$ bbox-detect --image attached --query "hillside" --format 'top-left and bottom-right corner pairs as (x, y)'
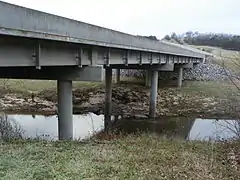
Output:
(162, 32), (240, 75)
(192, 45), (240, 74)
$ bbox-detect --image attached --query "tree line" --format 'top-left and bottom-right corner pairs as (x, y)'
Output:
(163, 32), (240, 51)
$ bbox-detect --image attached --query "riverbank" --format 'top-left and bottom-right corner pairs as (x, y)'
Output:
(0, 134), (239, 179)
(0, 79), (239, 119)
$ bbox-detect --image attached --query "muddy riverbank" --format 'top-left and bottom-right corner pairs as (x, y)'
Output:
(0, 84), (239, 119)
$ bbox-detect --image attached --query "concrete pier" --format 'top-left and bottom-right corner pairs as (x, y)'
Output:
(57, 80), (73, 140)
(116, 69), (120, 83)
(177, 67), (183, 88)
(149, 70), (159, 118)
(104, 67), (113, 132)
(145, 69), (152, 87)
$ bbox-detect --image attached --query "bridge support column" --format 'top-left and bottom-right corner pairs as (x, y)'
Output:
(145, 69), (152, 87)
(177, 67), (183, 88)
(115, 69), (120, 84)
(57, 80), (73, 140)
(105, 67), (113, 132)
(149, 70), (159, 118)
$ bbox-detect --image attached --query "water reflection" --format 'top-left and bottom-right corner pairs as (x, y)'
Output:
(188, 119), (240, 141)
(1, 113), (239, 141)
(6, 113), (104, 140)
(111, 117), (239, 141)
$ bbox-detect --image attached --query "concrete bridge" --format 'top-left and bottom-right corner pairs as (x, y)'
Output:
(0, 1), (206, 140)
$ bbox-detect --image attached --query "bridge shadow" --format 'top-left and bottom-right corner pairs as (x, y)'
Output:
(101, 116), (196, 140)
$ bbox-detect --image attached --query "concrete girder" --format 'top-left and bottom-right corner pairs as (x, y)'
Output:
(175, 63), (193, 69)
(151, 63), (174, 71)
(0, 66), (103, 81)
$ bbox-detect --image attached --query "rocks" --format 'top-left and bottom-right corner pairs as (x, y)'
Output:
(73, 87), (222, 118)
(0, 85), (237, 119)
(119, 59), (237, 81)
(184, 61), (234, 81)
(0, 94), (56, 114)
(228, 148), (240, 170)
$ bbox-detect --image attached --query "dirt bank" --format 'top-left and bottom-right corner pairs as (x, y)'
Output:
(0, 84), (239, 119)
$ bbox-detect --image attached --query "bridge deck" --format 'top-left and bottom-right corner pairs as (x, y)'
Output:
(0, 1), (205, 60)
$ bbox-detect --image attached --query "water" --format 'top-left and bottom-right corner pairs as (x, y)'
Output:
(188, 118), (239, 141)
(3, 113), (105, 140)
(1, 113), (239, 141)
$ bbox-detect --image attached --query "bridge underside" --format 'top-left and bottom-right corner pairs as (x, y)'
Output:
(0, 63), (192, 140)
(0, 35), (200, 140)
(0, 1), (208, 140)
(0, 29), (204, 140)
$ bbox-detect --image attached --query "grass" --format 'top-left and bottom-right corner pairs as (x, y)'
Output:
(0, 76), (144, 94)
(181, 81), (239, 99)
(194, 45), (240, 74)
(0, 79), (103, 93)
(0, 134), (239, 180)
(0, 78), (239, 179)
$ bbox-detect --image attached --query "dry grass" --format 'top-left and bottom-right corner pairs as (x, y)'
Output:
(194, 45), (240, 74)
(0, 77), (143, 94)
(181, 80), (240, 100)
(0, 79), (103, 93)
(0, 134), (239, 180)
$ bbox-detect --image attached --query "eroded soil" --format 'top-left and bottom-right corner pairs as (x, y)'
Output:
(0, 85), (239, 119)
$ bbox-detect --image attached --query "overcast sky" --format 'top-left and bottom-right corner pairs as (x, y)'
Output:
(2, 0), (240, 39)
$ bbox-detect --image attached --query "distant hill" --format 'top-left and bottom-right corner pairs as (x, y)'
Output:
(162, 32), (240, 51)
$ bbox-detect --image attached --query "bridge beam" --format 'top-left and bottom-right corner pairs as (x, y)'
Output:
(57, 79), (73, 140)
(104, 67), (113, 132)
(149, 70), (159, 118)
(175, 63), (193, 69)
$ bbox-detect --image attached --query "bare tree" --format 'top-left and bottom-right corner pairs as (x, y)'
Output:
(217, 53), (240, 140)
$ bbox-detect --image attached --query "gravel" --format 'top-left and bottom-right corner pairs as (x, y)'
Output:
(118, 59), (235, 81)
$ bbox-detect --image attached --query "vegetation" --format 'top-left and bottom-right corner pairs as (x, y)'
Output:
(0, 114), (23, 140)
(0, 134), (239, 180)
(163, 32), (240, 51)
(181, 81), (239, 99)
(0, 79), (103, 93)
(0, 47), (239, 179)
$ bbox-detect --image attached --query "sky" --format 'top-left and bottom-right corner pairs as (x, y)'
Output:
(2, 0), (240, 39)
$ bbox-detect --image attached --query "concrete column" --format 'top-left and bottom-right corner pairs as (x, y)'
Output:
(57, 80), (73, 140)
(104, 67), (113, 132)
(149, 70), (158, 118)
(177, 67), (183, 88)
(116, 69), (120, 83)
(145, 69), (152, 87)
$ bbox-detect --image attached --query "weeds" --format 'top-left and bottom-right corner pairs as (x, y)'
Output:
(0, 134), (239, 180)
(0, 114), (24, 141)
